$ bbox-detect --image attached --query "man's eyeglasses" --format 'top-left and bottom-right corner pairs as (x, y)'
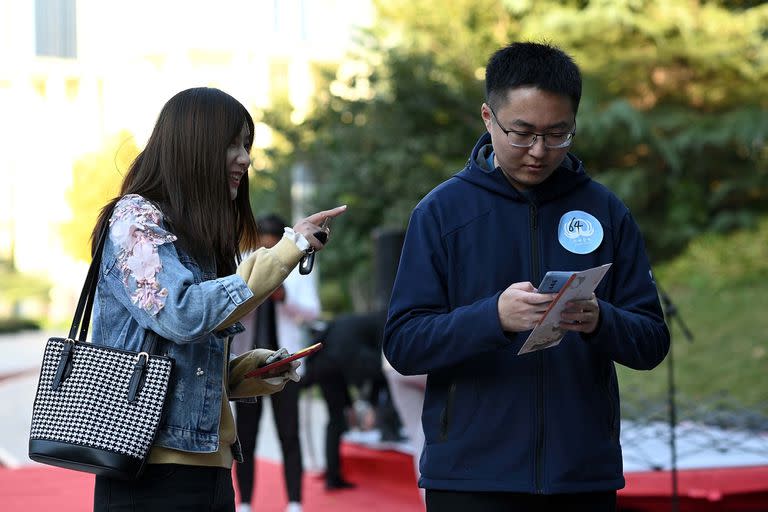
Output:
(488, 105), (575, 149)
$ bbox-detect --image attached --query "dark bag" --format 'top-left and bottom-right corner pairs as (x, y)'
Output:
(28, 219), (174, 480)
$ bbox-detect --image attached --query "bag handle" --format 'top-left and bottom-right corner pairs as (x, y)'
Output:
(66, 207), (158, 354)
(68, 218), (108, 342)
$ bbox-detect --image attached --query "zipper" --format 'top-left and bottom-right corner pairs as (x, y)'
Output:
(530, 203), (539, 276)
(535, 352), (544, 493)
(439, 381), (457, 441)
(607, 368), (619, 441)
(529, 202), (545, 493)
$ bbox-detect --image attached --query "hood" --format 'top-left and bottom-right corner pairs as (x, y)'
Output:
(455, 132), (590, 204)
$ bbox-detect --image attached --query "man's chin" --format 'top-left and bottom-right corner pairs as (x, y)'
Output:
(502, 171), (549, 191)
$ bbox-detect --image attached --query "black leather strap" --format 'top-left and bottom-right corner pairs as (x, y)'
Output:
(66, 206), (160, 355)
(68, 219), (109, 341)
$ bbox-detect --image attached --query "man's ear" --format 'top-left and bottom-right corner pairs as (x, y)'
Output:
(481, 103), (493, 132)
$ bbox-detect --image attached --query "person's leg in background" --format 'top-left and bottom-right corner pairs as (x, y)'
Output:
(375, 378), (405, 442)
(271, 380), (304, 512)
(234, 399), (264, 512)
(318, 372), (356, 490)
(383, 363), (427, 504)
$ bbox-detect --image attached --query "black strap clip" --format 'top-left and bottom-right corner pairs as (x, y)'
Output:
(127, 352), (150, 403)
(52, 339), (76, 390)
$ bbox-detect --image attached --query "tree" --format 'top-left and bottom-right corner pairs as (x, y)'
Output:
(260, 0), (768, 308)
(60, 131), (139, 262)
(0, 259), (50, 324)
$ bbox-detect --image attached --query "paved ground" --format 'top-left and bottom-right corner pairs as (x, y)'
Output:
(0, 329), (331, 472)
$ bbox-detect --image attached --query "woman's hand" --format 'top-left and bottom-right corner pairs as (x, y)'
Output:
(228, 348), (298, 398)
(261, 347), (301, 383)
(292, 205), (347, 252)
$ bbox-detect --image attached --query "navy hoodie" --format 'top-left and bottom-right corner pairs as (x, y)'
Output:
(383, 132), (669, 494)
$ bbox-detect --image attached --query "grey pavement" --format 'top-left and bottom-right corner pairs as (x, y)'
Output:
(0, 330), (330, 472)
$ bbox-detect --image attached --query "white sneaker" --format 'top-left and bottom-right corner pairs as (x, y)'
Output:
(286, 502), (303, 512)
(238, 504), (252, 512)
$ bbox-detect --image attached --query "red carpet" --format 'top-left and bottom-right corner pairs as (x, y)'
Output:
(2, 444), (767, 511)
(241, 443), (424, 511)
(621, 465), (768, 511)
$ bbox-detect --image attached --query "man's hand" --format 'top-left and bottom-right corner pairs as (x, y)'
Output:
(497, 282), (557, 332)
(559, 294), (600, 334)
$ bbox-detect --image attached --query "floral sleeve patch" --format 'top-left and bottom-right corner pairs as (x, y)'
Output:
(109, 194), (178, 316)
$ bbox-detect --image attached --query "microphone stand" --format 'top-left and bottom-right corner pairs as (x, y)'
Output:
(656, 281), (694, 512)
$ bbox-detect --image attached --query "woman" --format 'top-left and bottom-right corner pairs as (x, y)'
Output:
(89, 87), (346, 511)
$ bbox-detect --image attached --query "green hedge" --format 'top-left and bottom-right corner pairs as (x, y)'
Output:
(0, 318), (41, 334)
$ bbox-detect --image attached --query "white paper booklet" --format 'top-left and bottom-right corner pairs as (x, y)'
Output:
(517, 263), (612, 355)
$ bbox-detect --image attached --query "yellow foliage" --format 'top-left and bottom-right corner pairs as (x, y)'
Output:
(59, 131), (139, 262)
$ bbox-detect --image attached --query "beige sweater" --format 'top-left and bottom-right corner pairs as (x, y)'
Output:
(147, 236), (305, 468)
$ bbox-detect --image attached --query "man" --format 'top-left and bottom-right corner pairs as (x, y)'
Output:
(303, 310), (390, 490)
(232, 214), (321, 512)
(382, 42), (670, 511)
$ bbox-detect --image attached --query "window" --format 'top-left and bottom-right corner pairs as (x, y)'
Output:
(273, 0), (309, 42)
(35, 0), (77, 58)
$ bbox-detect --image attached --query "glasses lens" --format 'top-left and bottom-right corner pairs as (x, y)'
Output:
(507, 132), (535, 147)
(544, 133), (573, 148)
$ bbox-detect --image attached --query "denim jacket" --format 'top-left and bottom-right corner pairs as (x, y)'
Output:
(92, 194), (256, 454)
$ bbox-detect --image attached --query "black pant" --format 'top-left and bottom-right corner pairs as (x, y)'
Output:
(234, 380), (302, 503)
(94, 464), (235, 511)
(316, 372), (352, 484)
(425, 489), (617, 512)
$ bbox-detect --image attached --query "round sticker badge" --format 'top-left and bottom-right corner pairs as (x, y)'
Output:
(558, 210), (604, 254)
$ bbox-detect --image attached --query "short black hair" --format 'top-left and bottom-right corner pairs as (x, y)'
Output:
(256, 213), (288, 238)
(485, 41), (582, 114)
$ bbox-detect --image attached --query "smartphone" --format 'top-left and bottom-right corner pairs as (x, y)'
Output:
(244, 342), (324, 379)
(537, 271), (575, 294)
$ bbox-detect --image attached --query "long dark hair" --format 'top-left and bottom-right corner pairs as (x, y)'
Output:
(91, 87), (259, 275)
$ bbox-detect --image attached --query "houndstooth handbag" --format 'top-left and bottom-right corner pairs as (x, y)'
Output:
(28, 218), (174, 480)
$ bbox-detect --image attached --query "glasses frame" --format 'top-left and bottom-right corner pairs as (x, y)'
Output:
(488, 105), (576, 149)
